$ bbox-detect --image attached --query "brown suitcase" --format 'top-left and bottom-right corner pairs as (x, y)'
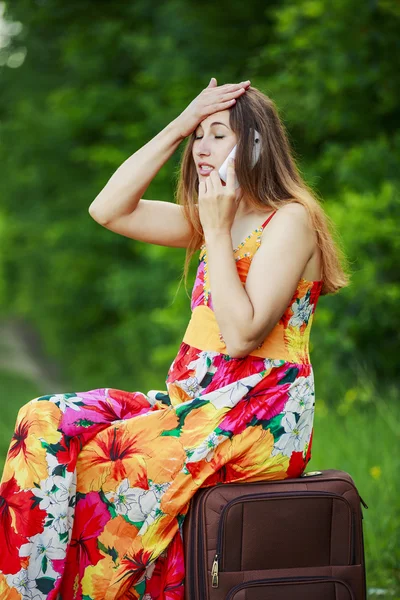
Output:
(183, 469), (368, 599)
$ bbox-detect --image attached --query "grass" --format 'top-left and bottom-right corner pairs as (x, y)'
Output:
(310, 395), (400, 598)
(0, 369), (398, 597)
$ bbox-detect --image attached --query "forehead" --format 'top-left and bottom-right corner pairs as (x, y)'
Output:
(197, 110), (231, 129)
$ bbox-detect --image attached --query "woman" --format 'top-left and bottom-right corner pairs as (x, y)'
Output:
(0, 78), (349, 600)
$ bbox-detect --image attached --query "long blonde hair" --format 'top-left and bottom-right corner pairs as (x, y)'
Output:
(174, 86), (350, 296)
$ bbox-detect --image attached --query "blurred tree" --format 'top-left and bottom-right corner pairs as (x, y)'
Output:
(250, 0), (400, 389)
(0, 0), (398, 399)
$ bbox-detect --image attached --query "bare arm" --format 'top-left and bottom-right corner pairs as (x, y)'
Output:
(205, 204), (316, 358)
(88, 79), (250, 248)
(88, 119), (194, 248)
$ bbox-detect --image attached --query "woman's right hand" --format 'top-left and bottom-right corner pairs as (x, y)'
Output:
(175, 77), (251, 139)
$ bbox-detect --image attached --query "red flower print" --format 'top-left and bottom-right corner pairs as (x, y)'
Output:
(76, 425), (149, 493)
(54, 434), (84, 472)
(60, 389), (152, 438)
(166, 344), (197, 384)
(107, 546), (155, 599)
(204, 354), (265, 392)
(0, 476), (46, 574)
(287, 451), (306, 478)
(60, 492), (110, 598)
(218, 378), (290, 436)
(146, 532), (185, 599)
(191, 262), (205, 309)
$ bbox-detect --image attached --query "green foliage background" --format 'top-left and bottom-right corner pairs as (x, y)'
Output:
(0, 0), (399, 595)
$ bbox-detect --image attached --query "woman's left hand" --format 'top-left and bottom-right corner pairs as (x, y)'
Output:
(198, 159), (239, 237)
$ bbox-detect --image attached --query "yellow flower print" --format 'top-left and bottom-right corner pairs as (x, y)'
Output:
(2, 400), (61, 489)
(99, 515), (140, 557)
(167, 383), (192, 406)
(213, 424), (289, 482)
(284, 325), (309, 364)
(82, 554), (115, 600)
(178, 401), (226, 448)
(0, 574), (21, 600)
(77, 411), (186, 492)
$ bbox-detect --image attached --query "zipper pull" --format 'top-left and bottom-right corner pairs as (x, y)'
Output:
(211, 554), (219, 588)
(359, 495), (369, 509)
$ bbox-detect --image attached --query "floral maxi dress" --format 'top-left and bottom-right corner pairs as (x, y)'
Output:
(0, 210), (323, 600)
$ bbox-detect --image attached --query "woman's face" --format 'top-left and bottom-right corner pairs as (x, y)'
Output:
(192, 110), (237, 181)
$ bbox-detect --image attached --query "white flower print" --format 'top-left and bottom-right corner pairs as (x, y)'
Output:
(285, 375), (315, 415)
(205, 372), (263, 410)
(31, 475), (70, 511)
(20, 532), (65, 579)
(105, 478), (141, 516)
(7, 569), (38, 599)
(288, 296), (313, 327)
(45, 451), (59, 476)
(47, 393), (83, 412)
(272, 410), (313, 457)
(48, 506), (73, 536)
(105, 479), (170, 525)
(187, 351), (219, 388)
(186, 432), (224, 463)
(263, 358), (286, 370)
(179, 376), (200, 398)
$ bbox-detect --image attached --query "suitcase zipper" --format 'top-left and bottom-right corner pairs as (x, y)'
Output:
(211, 490), (354, 589)
(225, 575), (355, 600)
(211, 553), (219, 588)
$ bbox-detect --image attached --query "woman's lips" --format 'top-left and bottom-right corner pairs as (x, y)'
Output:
(199, 166), (214, 176)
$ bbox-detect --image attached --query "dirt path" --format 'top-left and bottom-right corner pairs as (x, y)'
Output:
(0, 318), (66, 393)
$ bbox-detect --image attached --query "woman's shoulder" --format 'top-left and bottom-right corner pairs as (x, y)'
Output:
(267, 201), (314, 236)
(275, 201), (310, 220)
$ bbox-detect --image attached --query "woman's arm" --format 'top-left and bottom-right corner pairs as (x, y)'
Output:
(205, 203), (316, 357)
(88, 118), (184, 222)
(89, 80), (249, 248)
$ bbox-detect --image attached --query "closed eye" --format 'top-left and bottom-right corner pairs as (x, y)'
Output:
(194, 136), (225, 140)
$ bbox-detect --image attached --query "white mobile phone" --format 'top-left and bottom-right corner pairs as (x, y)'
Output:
(218, 129), (261, 188)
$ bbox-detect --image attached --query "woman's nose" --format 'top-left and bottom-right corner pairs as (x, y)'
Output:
(196, 140), (211, 155)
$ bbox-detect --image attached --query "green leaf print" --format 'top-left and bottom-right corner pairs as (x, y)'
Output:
(254, 413), (286, 440)
(60, 531), (69, 543)
(279, 367), (300, 385)
(52, 464), (67, 477)
(161, 398), (209, 437)
(200, 372), (213, 388)
(74, 418), (96, 428)
(41, 440), (65, 456)
(41, 555), (48, 574)
(36, 577), (55, 595)
(177, 513), (186, 527)
(31, 495), (42, 509)
(98, 541), (118, 564)
(215, 427), (233, 438)
(122, 514), (145, 529)
(99, 489), (118, 519)
(134, 580), (146, 597)
(154, 392), (172, 406)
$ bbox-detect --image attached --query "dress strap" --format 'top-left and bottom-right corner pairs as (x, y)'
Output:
(261, 210), (277, 229)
